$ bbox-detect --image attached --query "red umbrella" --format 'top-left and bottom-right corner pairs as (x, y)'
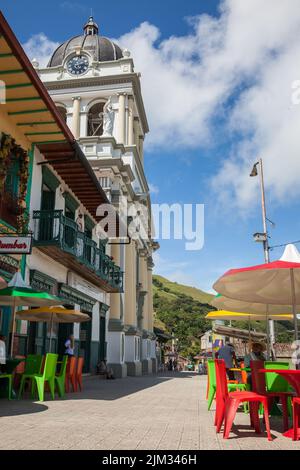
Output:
(213, 244), (300, 341)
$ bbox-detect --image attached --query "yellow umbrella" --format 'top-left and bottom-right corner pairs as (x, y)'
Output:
(205, 311), (293, 322)
(16, 307), (91, 352)
(16, 307), (90, 323)
(206, 310), (293, 345)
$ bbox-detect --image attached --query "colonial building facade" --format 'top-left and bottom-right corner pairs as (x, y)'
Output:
(36, 17), (158, 376)
(0, 13), (157, 377)
(0, 12), (124, 372)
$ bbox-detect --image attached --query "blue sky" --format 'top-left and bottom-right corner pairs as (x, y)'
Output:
(2, 0), (300, 293)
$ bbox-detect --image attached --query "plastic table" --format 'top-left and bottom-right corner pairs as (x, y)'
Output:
(260, 368), (300, 439)
(0, 358), (24, 399)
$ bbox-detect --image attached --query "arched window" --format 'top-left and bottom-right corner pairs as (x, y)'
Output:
(87, 102), (104, 136)
(56, 105), (67, 122)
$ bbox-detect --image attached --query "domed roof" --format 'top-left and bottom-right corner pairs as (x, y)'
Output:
(47, 17), (123, 68)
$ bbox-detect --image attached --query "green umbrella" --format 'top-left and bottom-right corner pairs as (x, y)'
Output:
(0, 272), (62, 356)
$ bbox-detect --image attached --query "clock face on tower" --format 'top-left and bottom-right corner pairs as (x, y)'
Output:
(66, 55), (89, 75)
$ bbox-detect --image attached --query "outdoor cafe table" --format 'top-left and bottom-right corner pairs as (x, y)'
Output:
(2, 358), (24, 374)
(0, 357), (24, 399)
(260, 368), (300, 439)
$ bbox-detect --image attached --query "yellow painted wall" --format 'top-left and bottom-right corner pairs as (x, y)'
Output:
(0, 108), (30, 151)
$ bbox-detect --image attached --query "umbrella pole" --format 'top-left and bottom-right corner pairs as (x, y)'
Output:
(49, 313), (53, 353)
(266, 307), (271, 360)
(290, 268), (299, 342)
(10, 297), (16, 358)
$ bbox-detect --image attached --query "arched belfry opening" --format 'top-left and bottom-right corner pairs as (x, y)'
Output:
(87, 102), (104, 136)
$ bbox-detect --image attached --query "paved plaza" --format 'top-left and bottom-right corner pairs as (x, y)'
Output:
(0, 372), (300, 450)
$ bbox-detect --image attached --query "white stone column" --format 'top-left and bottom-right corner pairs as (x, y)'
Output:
(140, 255), (148, 331)
(147, 258), (157, 373)
(127, 96), (134, 146)
(72, 96), (81, 139)
(133, 118), (140, 148)
(107, 243), (127, 378)
(118, 93), (126, 144)
(147, 260), (154, 333)
(139, 136), (144, 164)
(124, 241), (136, 327)
(124, 241), (141, 376)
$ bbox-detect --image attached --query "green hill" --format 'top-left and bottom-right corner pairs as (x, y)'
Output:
(153, 275), (213, 304)
(153, 275), (215, 359)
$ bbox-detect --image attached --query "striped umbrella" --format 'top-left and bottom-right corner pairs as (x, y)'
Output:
(213, 244), (300, 342)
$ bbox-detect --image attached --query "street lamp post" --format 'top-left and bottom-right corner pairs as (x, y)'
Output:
(250, 158), (276, 355)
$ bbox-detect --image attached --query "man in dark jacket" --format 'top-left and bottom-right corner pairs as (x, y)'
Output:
(216, 342), (237, 380)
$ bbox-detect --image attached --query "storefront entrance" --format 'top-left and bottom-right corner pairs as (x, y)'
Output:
(99, 315), (106, 361)
(57, 322), (74, 356)
(79, 313), (92, 373)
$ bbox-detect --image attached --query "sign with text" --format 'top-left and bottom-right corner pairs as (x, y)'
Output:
(0, 235), (32, 254)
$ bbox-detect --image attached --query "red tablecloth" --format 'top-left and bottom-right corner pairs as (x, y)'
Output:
(260, 368), (300, 439)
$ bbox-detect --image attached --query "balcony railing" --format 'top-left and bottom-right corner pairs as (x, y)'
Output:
(32, 210), (123, 291)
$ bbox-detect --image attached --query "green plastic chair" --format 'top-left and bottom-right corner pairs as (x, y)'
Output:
(264, 361), (290, 392)
(24, 354), (43, 375)
(55, 355), (68, 398)
(0, 374), (12, 399)
(264, 361), (292, 417)
(206, 359), (247, 411)
(19, 353), (58, 401)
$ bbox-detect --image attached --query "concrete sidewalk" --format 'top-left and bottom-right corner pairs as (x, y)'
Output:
(0, 372), (299, 450)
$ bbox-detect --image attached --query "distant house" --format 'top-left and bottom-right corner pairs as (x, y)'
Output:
(200, 330), (213, 352)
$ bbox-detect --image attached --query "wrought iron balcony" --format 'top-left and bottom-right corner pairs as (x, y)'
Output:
(32, 210), (123, 293)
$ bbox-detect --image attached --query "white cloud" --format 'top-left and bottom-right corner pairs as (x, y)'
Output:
(117, 0), (300, 210)
(149, 183), (159, 195)
(21, 0), (300, 211)
(153, 252), (196, 286)
(60, 2), (87, 13)
(23, 34), (60, 68)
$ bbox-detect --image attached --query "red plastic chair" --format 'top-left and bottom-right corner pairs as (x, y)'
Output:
(251, 360), (294, 432)
(65, 356), (77, 393)
(215, 359), (272, 440)
(75, 357), (84, 392)
(293, 397), (300, 441)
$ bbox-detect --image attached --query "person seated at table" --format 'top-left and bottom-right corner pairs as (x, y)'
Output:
(0, 335), (6, 373)
(244, 341), (266, 367)
(215, 342), (237, 380)
(244, 341), (266, 385)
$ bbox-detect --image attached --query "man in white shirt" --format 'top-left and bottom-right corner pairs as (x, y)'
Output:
(64, 334), (75, 357)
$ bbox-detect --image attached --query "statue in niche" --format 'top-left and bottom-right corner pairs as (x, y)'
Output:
(102, 96), (115, 137)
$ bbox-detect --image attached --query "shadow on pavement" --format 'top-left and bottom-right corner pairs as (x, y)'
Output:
(226, 423), (277, 441)
(0, 371), (198, 412)
(0, 400), (48, 417)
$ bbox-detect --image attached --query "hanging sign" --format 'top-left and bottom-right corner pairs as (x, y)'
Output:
(0, 234), (32, 254)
